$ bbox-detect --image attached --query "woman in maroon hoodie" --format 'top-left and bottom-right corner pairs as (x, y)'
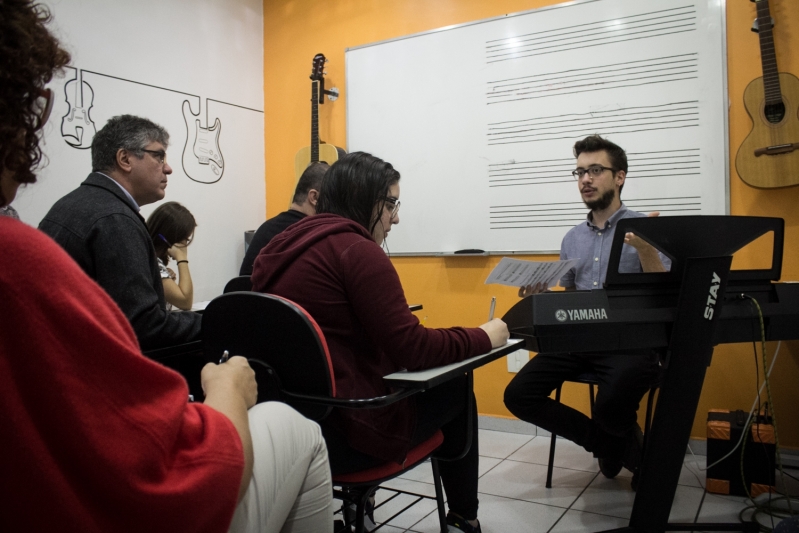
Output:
(251, 151), (509, 533)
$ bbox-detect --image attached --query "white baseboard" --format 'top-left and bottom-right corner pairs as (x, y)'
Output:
(478, 415), (799, 466)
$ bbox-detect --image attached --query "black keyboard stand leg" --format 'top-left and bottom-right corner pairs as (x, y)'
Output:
(598, 257), (747, 533)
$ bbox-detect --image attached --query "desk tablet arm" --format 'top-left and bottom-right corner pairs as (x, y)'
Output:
(248, 358), (416, 409)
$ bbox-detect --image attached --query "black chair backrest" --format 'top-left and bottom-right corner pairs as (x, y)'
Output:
(202, 292), (335, 420)
(223, 275), (253, 293)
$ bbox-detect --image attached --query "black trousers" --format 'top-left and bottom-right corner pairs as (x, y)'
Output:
(323, 376), (480, 520)
(504, 350), (660, 458)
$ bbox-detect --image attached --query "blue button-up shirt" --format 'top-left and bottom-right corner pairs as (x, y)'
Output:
(560, 204), (665, 290)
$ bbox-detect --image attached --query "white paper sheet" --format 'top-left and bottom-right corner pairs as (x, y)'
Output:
(485, 257), (578, 288)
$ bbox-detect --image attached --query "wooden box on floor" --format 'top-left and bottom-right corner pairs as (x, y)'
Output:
(706, 409), (776, 497)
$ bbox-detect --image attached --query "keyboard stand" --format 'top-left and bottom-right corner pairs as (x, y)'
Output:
(602, 256), (757, 533)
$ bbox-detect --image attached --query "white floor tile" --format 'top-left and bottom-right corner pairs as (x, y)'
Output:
(508, 435), (600, 473)
(571, 473), (636, 519)
(374, 478), (441, 530)
(696, 491), (750, 525)
(409, 492), (565, 533)
(398, 456), (503, 486)
(478, 429), (534, 459)
(477, 459), (596, 508)
(550, 509), (628, 532)
(678, 454), (706, 488)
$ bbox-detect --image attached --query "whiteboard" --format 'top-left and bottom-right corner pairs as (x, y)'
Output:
(346, 0), (728, 254)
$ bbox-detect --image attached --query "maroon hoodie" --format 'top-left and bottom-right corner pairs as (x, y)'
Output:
(251, 214), (491, 463)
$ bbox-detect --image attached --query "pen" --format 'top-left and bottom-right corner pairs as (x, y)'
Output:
(488, 296), (496, 321)
(219, 350), (230, 364)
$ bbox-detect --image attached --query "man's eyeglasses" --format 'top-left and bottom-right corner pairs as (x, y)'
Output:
(383, 197), (401, 219)
(572, 165), (616, 180)
(140, 149), (168, 164)
(33, 88), (54, 132)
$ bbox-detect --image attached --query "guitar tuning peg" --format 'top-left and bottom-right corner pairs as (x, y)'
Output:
(324, 59), (329, 63)
(323, 71), (328, 75)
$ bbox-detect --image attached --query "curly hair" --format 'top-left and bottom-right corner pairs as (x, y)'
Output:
(0, 0), (71, 205)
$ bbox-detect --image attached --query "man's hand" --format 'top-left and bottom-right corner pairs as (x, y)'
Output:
(518, 282), (548, 298)
(479, 318), (510, 348)
(624, 211), (666, 273)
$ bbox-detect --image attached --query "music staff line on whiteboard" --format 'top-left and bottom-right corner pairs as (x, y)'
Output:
(486, 54), (698, 98)
(485, 6), (696, 63)
(485, 5), (694, 46)
(488, 101), (698, 128)
(488, 149), (701, 187)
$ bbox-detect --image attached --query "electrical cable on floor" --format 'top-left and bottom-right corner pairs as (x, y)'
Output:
(734, 296), (795, 531)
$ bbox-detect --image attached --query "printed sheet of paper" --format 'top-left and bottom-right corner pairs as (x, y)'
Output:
(485, 257), (578, 288)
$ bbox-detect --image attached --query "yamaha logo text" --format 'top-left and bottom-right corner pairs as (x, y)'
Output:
(555, 308), (608, 322)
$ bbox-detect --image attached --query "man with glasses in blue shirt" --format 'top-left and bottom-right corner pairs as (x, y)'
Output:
(504, 135), (667, 488)
(41, 115), (201, 351)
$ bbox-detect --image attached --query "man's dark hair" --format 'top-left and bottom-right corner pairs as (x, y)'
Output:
(292, 162), (329, 204)
(146, 202), (197, 264)
(317, 152), (399, 237)
(573, 135), (628, 194)
(91, 115), (170, 173)
(0, 0), (70, 205)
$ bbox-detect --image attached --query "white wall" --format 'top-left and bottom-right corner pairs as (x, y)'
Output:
(15, 0), (265, 301)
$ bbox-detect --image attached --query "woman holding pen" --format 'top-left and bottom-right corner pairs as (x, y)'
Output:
(252, 151), (508, 533)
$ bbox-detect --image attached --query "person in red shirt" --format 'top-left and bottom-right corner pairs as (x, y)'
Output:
(0, 3), (332, 532)
(252, 151), (509, 533)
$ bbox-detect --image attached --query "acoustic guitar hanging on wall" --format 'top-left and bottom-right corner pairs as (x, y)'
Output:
(735, 0), (799, 188)
(294, 53), (345, 181)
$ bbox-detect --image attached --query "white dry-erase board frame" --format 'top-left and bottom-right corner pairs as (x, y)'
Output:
(346, 0), (729, 255)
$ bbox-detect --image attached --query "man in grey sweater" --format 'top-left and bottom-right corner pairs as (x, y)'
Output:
(40, 115), (201, 351)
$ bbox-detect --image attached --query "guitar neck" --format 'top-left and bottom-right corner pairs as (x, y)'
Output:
(311, 81), (319, 163)
(756, 0), (783, 106)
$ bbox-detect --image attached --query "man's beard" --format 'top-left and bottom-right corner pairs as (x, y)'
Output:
(584, 188), (616, 211)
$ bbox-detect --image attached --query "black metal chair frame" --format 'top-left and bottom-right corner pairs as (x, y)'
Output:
(546, 373), (659, 489)
(202, 291), (473, 533)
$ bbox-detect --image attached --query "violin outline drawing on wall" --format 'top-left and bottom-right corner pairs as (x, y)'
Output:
(182, 99), (224, 184)
(61, 69), (97, 149)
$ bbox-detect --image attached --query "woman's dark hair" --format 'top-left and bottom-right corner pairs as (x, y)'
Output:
(316, 152), (400, 237)
(0, 0), (71, 205)
(146, 202), (197, 264)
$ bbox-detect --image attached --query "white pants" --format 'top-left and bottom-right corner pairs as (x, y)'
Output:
(229, 402), (333, 533)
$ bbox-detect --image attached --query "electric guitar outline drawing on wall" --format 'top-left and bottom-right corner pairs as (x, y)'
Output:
(735, 0), (799, 188)
(182, 99), (224, 184)
(61, 68), (97, 149)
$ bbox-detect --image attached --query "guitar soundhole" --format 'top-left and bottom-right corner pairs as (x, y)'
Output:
(764, 102), (785, 124)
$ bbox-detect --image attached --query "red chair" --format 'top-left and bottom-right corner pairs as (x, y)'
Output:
(202, 292), (464, 533)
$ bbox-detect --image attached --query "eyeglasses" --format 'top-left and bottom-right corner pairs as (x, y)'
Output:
(33, 88), (54, 131)
(572, 165), (616, 180)
(140, 149), (168, 164)
(383, 196), (401, 219)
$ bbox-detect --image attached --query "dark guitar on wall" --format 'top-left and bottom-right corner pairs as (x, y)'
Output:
(294, 53), (345, 181)
(736, 0), (799, 188)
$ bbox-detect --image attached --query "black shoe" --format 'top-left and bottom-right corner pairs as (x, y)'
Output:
(622, 424), (644, 474)
(447, 512), (482, 533)
(598, 456), (623, 479)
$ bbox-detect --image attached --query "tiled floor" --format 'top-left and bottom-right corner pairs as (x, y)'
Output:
(336, 429), (799, 533)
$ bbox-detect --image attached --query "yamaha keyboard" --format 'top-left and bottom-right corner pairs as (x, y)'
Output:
(503, 216), (799, 353)
(504, 281), (799, 353)
(500, 216), (796, 533)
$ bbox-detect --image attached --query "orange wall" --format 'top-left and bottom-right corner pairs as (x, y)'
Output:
(264, 0), (799, 447)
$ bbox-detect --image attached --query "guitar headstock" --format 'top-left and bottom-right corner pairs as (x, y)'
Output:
(311, 53), (327, 81)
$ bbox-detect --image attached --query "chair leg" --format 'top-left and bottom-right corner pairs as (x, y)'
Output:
(642, 386), (657, 454)
(431, 458), (448, 533)
(546, 385), (562, 489)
